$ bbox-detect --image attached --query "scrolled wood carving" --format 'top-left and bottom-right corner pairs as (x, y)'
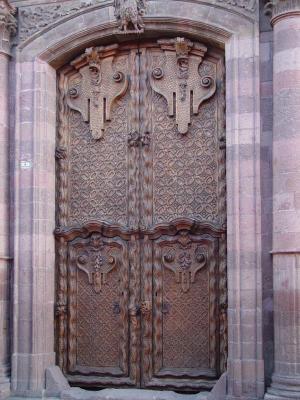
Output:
(75, 233), (117, 293)
(162, 231), (207, 293)
(149, 37), (216, 135)
(66, 45), (129, 139)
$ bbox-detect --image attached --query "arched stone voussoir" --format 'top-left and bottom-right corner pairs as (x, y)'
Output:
(16, 0), (257, 66)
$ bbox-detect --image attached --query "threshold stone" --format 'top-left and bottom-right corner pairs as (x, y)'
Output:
(61, 388), (210, 400)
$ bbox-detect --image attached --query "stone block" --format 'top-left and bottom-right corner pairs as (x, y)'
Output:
(0, 380), (10, 400)
(207, 373), (227, 400)
(61, 387), (210, 400)
(45, 365), (70, 398)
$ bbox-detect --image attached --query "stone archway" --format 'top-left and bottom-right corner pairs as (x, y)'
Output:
(11, 2), (264, 399)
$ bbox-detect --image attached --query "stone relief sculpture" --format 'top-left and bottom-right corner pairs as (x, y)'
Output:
(114, 0), (146, 32)
(0, 0), (17, 45)
(216, 0), (256, 11)
(16, 0), (257, 43)
(18, 0), (101, 41)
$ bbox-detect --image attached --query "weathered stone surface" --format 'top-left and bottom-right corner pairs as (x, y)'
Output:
(264, 2), (300, 400)
(207, 373), (227, 400)
(61, 388), (209, 400)
(0, 1), (16, 398)
(45, 366), (70, 398)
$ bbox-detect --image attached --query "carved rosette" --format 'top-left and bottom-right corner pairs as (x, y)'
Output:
(114, 0), (147, 33)
(0, 0), (16, 55)
(66, 45), (129, 140)
(264, 0), (300, 22)
(149, 38), (216, 135)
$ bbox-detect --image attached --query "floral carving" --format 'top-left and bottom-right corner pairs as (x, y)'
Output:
(179, 252), (192, 270)
(18, 0), (102, 41)
(76, 233), (116, 293)
(216, 0), (256, 11)
(162, 232), (207, 293)
(114, 0), (147, 33)
(0, 0), (17, 54)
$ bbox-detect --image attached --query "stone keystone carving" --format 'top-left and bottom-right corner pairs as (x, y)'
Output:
(114, 0), (147, 33)
(149, 38), (216, 135)
(0, 0), (17, 55)
(67, 45), (129, 139)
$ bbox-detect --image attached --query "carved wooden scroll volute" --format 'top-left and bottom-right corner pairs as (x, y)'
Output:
(162, 231), (207, 293)
(75, 233), (117, 293)
(149, 37), (217, 135)
(67, 45), (129, 139)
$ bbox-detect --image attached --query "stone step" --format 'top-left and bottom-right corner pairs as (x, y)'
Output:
(61, 387), (210, 400)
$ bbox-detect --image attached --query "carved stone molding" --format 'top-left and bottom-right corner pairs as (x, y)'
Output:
(18, 0), (102, 42)
(216, 0), (257, 12)
(114, 0), (147, 33)
(264, 0), (300, 22)
(0, 0), (16, 55)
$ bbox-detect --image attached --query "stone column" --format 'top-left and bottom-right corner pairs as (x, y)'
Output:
(265, 1), (300, 399)
(0, 0), (16, 398)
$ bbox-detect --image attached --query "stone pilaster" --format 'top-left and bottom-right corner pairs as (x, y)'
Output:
(264, 1), (300, 399)
(0, 1), (16, 399)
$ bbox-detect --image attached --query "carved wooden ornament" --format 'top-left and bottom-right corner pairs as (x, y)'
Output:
(150, 38), (217, 134)
(67, 46), (129, 139)
(162, 231), (207, 293)
(75, 233), (116, 293)
(56, 40), (227, 388)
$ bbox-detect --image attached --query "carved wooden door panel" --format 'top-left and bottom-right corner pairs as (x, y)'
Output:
(55, 46), (142, 388)
(56, 39), (226, 391)
(138, 42), (226, 391)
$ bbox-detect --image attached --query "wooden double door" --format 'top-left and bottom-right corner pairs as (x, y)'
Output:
(55, 38), (227, 391)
